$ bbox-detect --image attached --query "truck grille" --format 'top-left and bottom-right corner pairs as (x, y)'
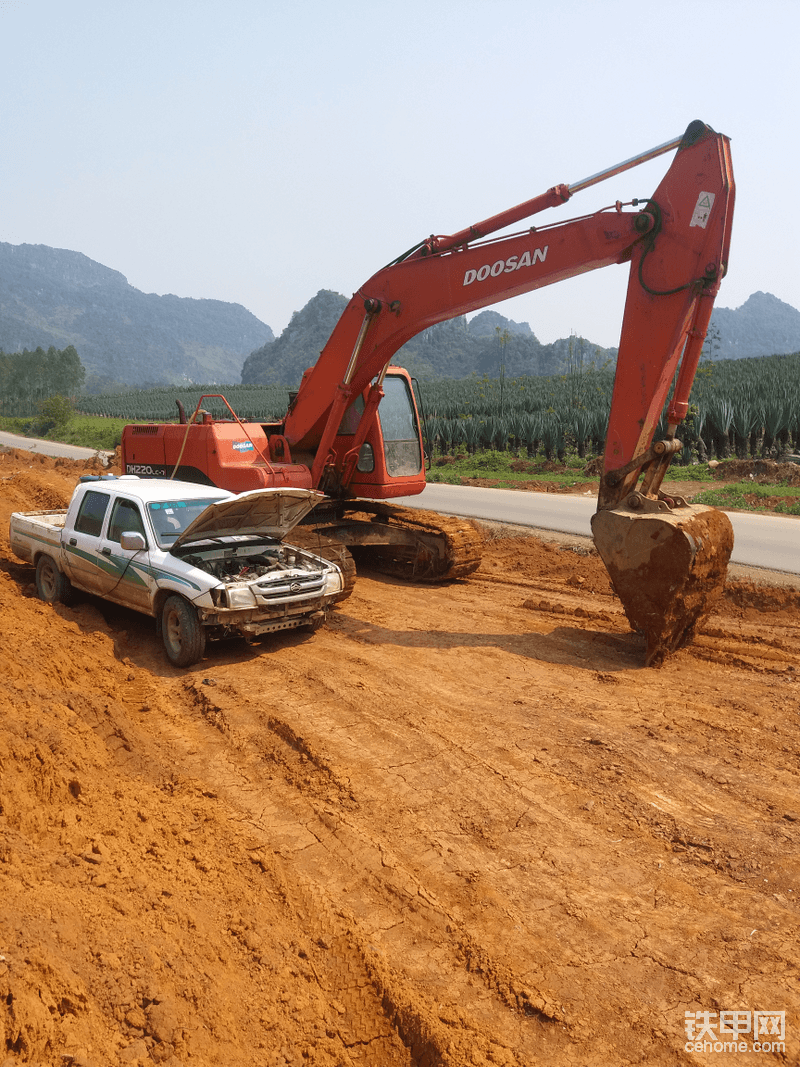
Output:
(253, 572), (325, 604)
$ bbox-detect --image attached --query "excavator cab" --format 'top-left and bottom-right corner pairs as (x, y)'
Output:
(337, 371), (427, 500)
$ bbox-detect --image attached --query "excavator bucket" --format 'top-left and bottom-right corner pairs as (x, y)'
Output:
(591, 503), (733, 667)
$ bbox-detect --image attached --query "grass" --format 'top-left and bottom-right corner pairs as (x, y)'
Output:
(425, 450), (714, 490)
(427, 466), (589, 489)
(663, 465), (714, 482)
(0, 414), (132, 451)
(2, 418), (797, 516)
(426, 450), (799, 515)
(693, 482), (800, 515)
(426, 453), (587, 489)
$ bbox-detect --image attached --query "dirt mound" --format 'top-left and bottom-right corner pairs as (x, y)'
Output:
(480, 534), (612, 595)
(462, 477), (597, 495)
(711, 458), (800, 485)
(1, 454), (799, 1065)
(723, 578), (800, 618)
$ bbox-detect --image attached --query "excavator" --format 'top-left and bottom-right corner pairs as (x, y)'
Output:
(121, 119), (735, 666)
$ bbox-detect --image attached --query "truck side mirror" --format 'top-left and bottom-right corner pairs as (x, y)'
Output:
(120, 532), (147, 552)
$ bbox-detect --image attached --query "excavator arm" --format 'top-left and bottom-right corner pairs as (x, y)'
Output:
(283, 119), (735, 666)
(599, 123), (734, 507)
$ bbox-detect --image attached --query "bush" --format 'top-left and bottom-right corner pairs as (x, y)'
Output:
(473, 450), (511, 471)
(38, 395), (74, 430)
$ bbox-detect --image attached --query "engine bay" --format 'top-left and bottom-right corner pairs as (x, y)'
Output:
(181, 539), (324, 585)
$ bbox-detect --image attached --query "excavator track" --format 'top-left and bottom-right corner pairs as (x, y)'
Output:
(288, 532), (357, 603)
(292, 503), (482, 598)
(351, 502), (484, 581)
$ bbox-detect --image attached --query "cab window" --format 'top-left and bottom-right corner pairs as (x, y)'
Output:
(74, 491), (111, 537)
(108, 498), (147, 546)
(338, 394), (365, 435)
(379, 376), (422, 477)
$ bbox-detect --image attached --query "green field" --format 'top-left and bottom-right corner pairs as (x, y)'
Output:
(64, 352), (800, 468)
(3, 353), (799, 516)
(0, 413), (134, 452)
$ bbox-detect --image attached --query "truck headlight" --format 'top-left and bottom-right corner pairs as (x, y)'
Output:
(222, 585), (257, 609)
(323, 567), (344, 596)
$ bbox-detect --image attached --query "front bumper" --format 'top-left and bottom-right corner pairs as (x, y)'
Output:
(197, 595), (336, 637)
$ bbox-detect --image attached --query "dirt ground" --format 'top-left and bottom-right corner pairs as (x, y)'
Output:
(1, 448), (799, 1067)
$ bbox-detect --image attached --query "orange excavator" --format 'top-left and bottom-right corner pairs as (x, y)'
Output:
(122, 119), (735, 666)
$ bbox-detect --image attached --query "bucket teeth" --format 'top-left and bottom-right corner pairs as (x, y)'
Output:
(591, 504), (733, 667)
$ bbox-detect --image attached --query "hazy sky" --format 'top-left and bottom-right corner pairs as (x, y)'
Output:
(2, 0), (797, 350)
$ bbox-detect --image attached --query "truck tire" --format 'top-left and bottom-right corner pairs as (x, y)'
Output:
(35, 555), (76, 605)
(161, 595), (206, 667)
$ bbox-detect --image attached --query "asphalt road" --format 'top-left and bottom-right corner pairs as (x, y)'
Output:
(3, 432), (797, 575)
(395, 483), (800, 576)
(0, 429), (114, 462)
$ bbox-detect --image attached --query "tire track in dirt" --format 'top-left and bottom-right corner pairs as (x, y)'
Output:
(164, 673), (531, 1064)
(144, 570), (800, 1063)
(3, 451), (800, 1065)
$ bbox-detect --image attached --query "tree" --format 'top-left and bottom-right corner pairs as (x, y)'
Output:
(495, 327), (510, 416)
(701, 322), (722, 361)
(0, 345), (86, 416)
(38, 394), (75, 430)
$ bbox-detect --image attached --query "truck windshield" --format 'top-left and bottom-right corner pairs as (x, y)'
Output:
(147, 497), (226, 547)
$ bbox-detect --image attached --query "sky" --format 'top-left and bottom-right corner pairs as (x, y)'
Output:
(2, 0), (798, 351)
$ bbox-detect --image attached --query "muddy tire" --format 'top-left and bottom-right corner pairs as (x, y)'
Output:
(290, 533), (357, 603)
(35, 555), (75, 605)
(161, 595), (206, 667)
(333, 547), (357, 602)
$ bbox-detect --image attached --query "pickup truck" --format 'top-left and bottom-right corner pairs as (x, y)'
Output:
(9, 476), (344, 666)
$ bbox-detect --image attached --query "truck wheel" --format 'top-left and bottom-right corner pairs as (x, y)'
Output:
(161, 595), (206, 667)
(35, 555), (75, 605)
(333, 547), (357, 603)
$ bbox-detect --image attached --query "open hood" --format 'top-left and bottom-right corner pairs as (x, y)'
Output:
(171, 488), (326, 549)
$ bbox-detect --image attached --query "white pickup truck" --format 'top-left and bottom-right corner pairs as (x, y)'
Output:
(9, 476), (344, 666)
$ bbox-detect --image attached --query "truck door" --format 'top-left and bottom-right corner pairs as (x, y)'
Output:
(98, 497), (154, 612)
(62, 488), (117, 595)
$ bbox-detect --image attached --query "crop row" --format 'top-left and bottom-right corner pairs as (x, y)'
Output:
(75, 352), (800, 462)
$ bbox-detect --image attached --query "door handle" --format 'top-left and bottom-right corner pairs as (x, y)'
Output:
(69, 538), (77, 546)
(101, 547), (112, 556)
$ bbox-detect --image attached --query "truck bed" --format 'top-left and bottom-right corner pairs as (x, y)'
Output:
(13, 510), (68, 528)
(9, 510), (68, 563)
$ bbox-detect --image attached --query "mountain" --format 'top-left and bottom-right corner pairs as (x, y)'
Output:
(0, 242), (274, 387)
(241, 293), (617, 386)
(4, 240), (797, 390)
(707, 292), (800, 360)
(241, 290), (348, 386)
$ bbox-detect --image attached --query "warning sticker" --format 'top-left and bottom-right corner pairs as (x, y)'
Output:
(690, 191), (715, 229)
